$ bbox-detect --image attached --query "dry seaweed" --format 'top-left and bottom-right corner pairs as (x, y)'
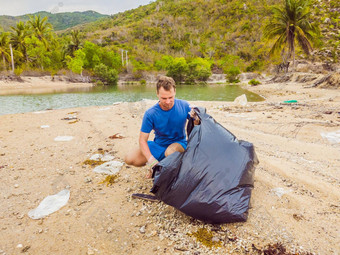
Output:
(99, 174), (119, 186)
(252, 242), (314, 255)
(188, 228), (222, 248)
(83, 159), (103, 167)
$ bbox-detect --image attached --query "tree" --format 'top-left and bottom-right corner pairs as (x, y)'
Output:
(66, 49), (85, 75)
(0, 32), (10, 70)
(264, 0), (320, 68)
(67, 30), (82, 57)
(10, 21), (30, 63)
(28, 15), (53, 48)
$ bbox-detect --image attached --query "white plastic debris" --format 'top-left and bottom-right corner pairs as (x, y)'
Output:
(89, 154), (115, 161)
(321, 130), (340, 144)
(40, 125), (50, 129)
(93, 161), (123, 175)
(54, 136), (74, 142)
(28, 189), (70, 219)
(98, 107), (111, 111)
(233, 94), (248, 106)
(271, 187), (292, 198)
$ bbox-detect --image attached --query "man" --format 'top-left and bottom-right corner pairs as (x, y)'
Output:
(124, 76), (199, 178)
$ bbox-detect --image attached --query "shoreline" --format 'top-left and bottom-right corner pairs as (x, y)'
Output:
(0, 73), (340, 254)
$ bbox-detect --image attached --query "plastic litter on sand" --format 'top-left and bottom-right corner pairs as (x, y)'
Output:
(271, 187), (292, 198)
(54, 136), (74, 142)
(90, 154), (115, 161)
(321, 130), (340, 144)
(28, 189), (70, 219)
(93, 161), (123, 175)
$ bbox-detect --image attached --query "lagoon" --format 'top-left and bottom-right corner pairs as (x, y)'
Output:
(0, 84), (264, 115)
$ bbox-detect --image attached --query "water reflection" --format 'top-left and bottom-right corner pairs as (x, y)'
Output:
(0, 84), (264, 115)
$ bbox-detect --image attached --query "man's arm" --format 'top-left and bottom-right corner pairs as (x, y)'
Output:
(139, 131), (152, 161)
(139, 131), (158, 178)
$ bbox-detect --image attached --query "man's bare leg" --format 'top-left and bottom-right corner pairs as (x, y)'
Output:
(164, 143), (185, 157)
(124, 148), (147, 167)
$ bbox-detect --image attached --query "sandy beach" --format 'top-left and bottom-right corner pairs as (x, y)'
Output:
(0, 74), (339, 254)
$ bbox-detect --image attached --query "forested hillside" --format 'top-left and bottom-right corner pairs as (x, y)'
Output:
(0, 11), (108, 31)
(83, 0), (338, 70)
(0, 0), (339, 84)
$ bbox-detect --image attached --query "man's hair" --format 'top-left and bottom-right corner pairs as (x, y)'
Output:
(156, 76), (176, 93)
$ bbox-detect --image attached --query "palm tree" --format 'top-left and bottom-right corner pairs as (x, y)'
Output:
(28, 15), (53, 48)
(264, 0), (320, 68)
(68, 30), (82, 57)
(10, 21), (30, 63)
(0, 32), (10, 70)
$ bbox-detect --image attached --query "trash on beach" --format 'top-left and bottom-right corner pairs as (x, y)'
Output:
(271, 187), (292, 198)
(233, 94), (247, 106)
(98, 107), (111, 111)
(89, 153), (115, 162)
(151, 107), (258, 223)
(28, 189), (70, 219)
(61, 116), (77, 120)
(283, 100), (298, 103)
(93, 161), (123, 175)
(40, 125), (50, 129)
(33, 111), (48, 114)
(321, 130), (340, 144)
(54, 136), (74, 142)
(109, 133), (125, 139)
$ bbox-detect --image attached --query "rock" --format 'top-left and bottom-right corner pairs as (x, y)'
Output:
(84, 177), (92, 183)
(139, 225), (146, 234)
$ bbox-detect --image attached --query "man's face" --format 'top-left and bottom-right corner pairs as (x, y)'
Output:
(157, 87), (176, 111)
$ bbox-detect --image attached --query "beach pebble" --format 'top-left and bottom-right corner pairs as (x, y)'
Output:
(84, 177), (92, 183)
(139, 226), (146, 234)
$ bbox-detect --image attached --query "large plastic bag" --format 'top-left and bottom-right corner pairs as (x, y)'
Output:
(151, 107), (258, 223)
(28, 189), (70, 219)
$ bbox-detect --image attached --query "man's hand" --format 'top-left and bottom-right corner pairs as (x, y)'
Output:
(145, 155), (159, 179)
(189, 108), (200, 125)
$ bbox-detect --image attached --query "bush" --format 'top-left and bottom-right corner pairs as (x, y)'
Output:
(248, 79), (261, 85)
(166, 57), (188, 83)
(226, 66), (241, 83)
(246, 60), (264, 72)
(93, 63), (118, 85)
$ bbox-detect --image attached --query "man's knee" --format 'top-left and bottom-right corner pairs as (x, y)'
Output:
(124, 149), (147, 167)
(165, 143), (185, 157)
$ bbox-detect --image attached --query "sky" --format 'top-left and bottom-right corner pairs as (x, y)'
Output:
(0, 0), (154, 16)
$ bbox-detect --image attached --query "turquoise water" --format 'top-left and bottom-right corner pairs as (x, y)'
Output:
(0, 84), (264, 115)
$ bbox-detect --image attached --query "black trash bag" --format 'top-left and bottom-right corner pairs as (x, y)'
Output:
(150, 107), (258, 223)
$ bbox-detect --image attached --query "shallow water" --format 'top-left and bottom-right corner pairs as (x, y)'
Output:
(0, 84), (264, 115)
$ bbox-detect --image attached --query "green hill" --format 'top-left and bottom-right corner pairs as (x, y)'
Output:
(80, 0), (338, 70)
(0, 10), (108, 31)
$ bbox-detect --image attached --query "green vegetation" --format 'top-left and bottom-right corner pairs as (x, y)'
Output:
(264, 0), (320, 67)
(0, 0), (337, 84)
(248, 79), (261, 85)
(0, 11), (108, 32)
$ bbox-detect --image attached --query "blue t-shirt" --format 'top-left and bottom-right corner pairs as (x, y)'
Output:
(141, 99), (191, 147)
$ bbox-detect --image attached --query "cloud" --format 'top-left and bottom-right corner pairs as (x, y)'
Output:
(0, 0), (154, 16)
